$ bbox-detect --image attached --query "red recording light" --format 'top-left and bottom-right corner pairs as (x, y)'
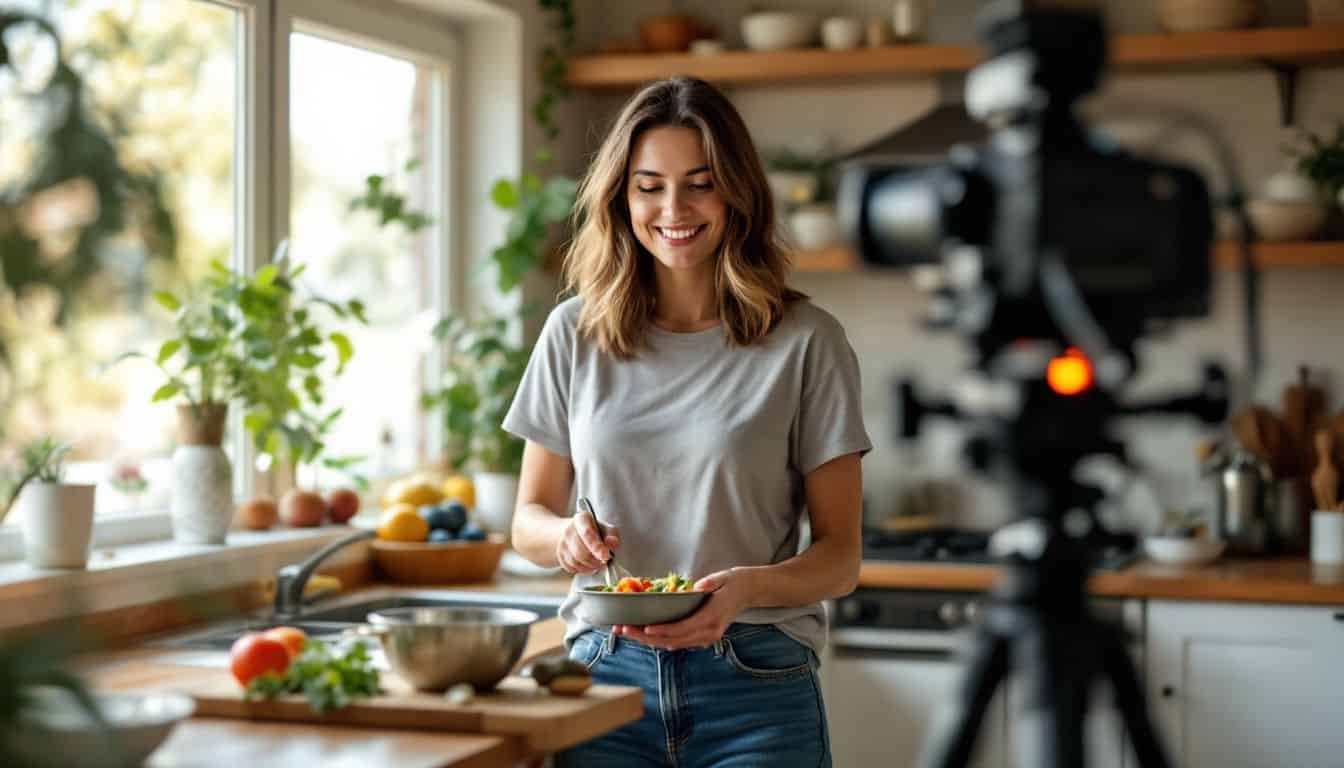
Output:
(1047, 348), (1093, 396)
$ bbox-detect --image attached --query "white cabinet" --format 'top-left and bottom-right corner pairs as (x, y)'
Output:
(1147, 600), (1344, 768)
(821, 641), (1006, 768)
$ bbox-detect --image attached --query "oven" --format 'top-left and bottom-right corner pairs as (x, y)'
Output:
(820, 588), (1144, 768)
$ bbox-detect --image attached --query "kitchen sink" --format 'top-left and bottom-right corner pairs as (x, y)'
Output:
(153, 588), (563, 652)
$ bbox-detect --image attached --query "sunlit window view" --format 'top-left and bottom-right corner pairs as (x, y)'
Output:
(287, 32), (436, 487)
(0, 0), (236, 517)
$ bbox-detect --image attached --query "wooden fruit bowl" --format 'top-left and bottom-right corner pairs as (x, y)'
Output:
(371, 534), (507, 584)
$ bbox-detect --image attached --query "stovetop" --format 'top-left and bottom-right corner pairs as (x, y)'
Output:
(862, 527), (995, 564)
(862, 526), (1137, 570)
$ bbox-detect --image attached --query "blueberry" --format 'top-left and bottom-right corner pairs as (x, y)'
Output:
(439, 501), (469, 533)
(428, 528), (455, 543)
(458, 522), (487, 541)
(417, 504), (439, 524)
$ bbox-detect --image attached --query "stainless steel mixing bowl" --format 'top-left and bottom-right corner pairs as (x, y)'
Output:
(365, 606), (539, 691)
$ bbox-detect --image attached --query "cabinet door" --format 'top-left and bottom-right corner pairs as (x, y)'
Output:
(1147, 601), (1344, 768)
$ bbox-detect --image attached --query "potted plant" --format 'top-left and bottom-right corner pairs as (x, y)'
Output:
(132, 241), (365, 543)
(421, 314), (530, 534)
(763, 143), (840, 249)
(1286, 122), (1344, 210)
(0, 438), (95, 569)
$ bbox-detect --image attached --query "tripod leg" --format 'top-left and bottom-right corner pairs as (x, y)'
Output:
(1099, 625), (1172, 768)
(919, 628), (1009, 768)
(1012, 621), (1089, 768)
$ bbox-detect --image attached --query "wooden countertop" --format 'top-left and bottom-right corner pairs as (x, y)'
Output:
(859, 557), (1344, 605)
(82, 574), (606, 768)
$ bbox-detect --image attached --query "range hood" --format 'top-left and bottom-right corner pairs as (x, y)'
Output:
(841, 76), (987, 164)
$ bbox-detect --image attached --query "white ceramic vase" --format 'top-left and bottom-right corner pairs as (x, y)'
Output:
(170, 403), (233, 545)
(20, 482), (96, 569)
(472, 471), (519, 536)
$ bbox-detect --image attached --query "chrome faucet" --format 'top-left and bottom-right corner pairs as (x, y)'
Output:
(273, 529), (375, 619)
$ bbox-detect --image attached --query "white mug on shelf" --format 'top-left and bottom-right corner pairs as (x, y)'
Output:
(1310, 510), (1344, 565)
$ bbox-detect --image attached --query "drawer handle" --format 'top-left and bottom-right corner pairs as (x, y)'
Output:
(1161, 685), (1176, 699)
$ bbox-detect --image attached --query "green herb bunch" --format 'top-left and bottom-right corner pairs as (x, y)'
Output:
(245, 638), (380, 714)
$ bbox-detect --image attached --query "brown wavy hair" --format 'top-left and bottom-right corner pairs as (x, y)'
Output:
(561, 77), (805, 359)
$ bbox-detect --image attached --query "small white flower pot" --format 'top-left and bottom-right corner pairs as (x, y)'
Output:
(19, 482), (96, 569)
(472, 471), (519, 536)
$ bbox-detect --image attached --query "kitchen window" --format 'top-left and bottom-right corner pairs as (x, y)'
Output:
(0, 0), (457, 555)
(1, 0), (239, 530)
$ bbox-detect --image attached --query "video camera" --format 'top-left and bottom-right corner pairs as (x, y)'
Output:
(836, 3), (1258, 766)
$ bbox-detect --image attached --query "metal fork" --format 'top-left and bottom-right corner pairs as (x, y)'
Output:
(578, 496), (632, 587)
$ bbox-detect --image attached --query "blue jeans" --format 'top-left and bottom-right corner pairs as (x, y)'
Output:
(556, 623), (831, 768)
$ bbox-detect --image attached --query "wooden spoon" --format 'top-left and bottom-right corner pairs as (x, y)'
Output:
(1311, 429), (1339, 511)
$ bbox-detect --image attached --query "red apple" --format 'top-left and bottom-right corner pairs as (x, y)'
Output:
(280, 488), (326, 528)
(325, 487), (360, 524)
(238, 497), (278, 531)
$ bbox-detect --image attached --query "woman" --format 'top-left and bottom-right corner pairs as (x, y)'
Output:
(504, 77), (870, 768)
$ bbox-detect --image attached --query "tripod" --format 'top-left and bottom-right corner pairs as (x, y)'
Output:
(918, 515), (1172, 768)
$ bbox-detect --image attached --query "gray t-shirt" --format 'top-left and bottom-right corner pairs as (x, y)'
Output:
(502, 296), (871, 654)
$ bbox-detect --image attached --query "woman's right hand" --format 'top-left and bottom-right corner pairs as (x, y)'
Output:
(555, 512), (621, 574)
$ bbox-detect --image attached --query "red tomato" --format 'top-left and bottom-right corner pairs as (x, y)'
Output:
(229, 632), (291, 686)
(263, 626), (308, 660)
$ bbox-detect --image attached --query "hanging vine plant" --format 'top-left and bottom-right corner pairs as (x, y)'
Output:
(487, 0), (579, 292)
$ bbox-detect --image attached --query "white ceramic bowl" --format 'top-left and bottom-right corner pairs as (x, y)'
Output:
(821, 17), (864, 50)
(10, 687), (195, 768)
(1263, 170), (1319, 203)
(1247, 199), (1326, 242)
(1144, 536), (1227, 566)
(741, 12), (818, 51)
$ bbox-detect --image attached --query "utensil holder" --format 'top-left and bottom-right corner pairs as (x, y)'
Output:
(1310, 510), (1344, 564)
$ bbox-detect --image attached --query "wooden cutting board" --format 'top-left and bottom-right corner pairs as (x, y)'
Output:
(97, 661), (641, 754)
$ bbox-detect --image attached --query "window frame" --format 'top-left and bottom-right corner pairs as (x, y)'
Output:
(264, 0), (459, 497)
(0, 0), (460, 559)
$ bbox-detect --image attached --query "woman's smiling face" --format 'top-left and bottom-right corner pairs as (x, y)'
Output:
(625, 125), (727, 273)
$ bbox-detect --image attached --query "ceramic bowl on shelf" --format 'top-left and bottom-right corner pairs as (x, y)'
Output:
(639, 15), (705, 53)
(1144, 536), (1227, 566)
(1157, 0), (1260, 31)
(741, 12), (819, 51)
(1247, 199), (1326, 242)
(821, 17), (864, 50)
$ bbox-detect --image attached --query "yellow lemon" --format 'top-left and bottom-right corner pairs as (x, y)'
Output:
(383, 477), (444, 509)
(441, 475), (475, 508)
(377, 503), (429, 542)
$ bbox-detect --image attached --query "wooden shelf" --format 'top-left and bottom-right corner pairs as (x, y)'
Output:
(794, 241), (1344, 272)
(566, 25), (1344, 88)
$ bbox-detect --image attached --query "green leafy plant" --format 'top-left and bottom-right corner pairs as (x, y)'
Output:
(127, 245), (366, 479)
(0, 438), (71, 525)
(489, 172), (579, 291)
(763, 144), (839, 204)
(1286, 122), (1344, 200)
(350, 159), (434, 233)
(422, 314), (531, 474)
(245, 638), (380, 713)
(486, 0), (579, 292)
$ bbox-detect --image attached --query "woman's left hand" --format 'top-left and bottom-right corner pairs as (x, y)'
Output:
(615, 569), (753, 650)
